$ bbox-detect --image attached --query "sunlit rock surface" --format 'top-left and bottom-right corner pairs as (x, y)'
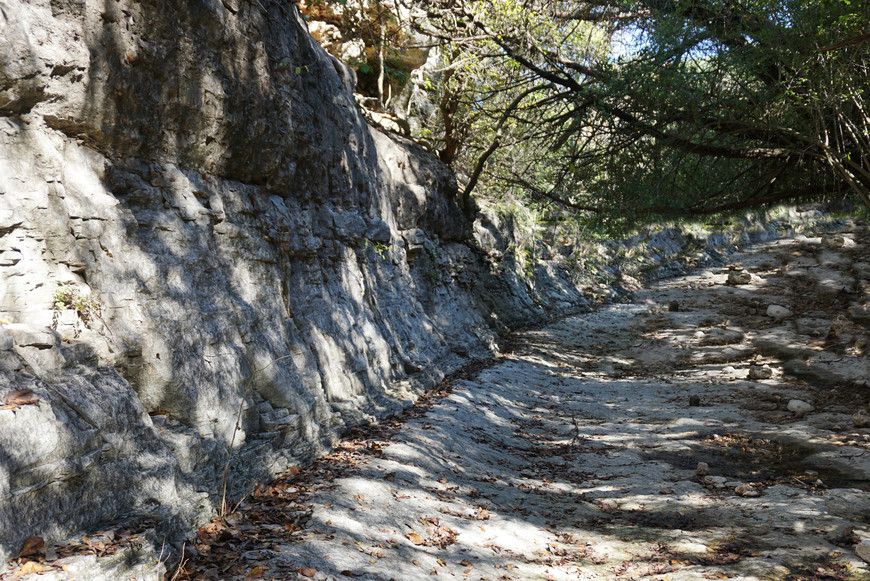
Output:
(0, 0), (595, 562)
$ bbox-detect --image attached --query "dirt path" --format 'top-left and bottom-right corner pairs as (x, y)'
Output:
(179, 225), (870, 581)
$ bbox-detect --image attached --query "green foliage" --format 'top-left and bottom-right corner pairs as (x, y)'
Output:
(408, 0), (870, 234)
(51, 284), (106, 337)
(364, 239), (390, 260)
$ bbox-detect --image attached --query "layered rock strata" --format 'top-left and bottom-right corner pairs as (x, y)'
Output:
(0, 0), (593, 561)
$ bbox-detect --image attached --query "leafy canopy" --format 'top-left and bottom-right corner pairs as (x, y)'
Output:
(403, 0), (870, 233)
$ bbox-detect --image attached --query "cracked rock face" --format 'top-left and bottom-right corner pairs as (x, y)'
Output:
(0, 0), (595, 563)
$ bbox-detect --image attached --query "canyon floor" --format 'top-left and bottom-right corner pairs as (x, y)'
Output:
(167, 224), (870, 581)
(10, 225), (870, 581)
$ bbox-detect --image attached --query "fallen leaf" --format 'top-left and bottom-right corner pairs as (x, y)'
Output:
(406, 532), (425, 545)
(17, 537), (44, 558)
(4, 389), (38, 407)
(299, 568), (317, 577)
(245, 566), (267, 579)
(340, 571), (356, 577)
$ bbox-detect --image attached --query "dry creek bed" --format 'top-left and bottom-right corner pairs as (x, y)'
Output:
(12, 224), (870, 581)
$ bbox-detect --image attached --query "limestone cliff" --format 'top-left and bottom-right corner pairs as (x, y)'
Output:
(0, 0), (592, 562)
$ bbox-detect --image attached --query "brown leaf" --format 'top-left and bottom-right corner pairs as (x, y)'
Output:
(245, 566), (267, 579)
(299, 568), (317, 577)
(406, 532), (425, 545)
(4, 389), (38, 407)
(340, 571), (356, 577)
(17, 537), (44, 558)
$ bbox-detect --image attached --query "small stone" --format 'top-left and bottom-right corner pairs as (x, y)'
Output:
(734, 483), (759, 497)
(766, 304), (793, 321)
(696, 462), (710, 477)
(598, 499), (619, 511)
(689, 395), (701, 406)
(856, 540), (870, 563)
(787, 399), (814, 415)
(823, 235), (848, 248)
(727, 271), (752, 285)
(748, 365), (773, 379)
(853, 410), (870, 428)
(703, 475), (728, 488)
(659, 487), (674, 495)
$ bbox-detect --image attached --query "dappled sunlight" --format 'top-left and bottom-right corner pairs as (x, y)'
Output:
(174, 233), (870, 579)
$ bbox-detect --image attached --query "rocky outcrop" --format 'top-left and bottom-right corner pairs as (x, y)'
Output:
(0, 0), (593, 563)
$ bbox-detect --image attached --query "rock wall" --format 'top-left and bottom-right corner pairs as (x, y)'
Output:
(0, 0), (592, 561)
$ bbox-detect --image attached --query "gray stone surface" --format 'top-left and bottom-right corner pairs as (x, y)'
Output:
(0, 0), (859, 575)
(0, 0), (591, 566)
(163, 232), (870, 581)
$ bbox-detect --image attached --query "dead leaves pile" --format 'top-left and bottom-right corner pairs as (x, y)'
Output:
(405, 517), (457, 549)
(168, 360), (496, 580)
(1, 522), (154, 580)
(169, 471), (314, 580)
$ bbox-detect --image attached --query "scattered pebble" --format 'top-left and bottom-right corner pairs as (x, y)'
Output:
(767, 304), (793, 321)
(787, 399), (814, 415)
(748, 364), (773, 379)
(659, 487), (674, 495)
(853, 410), (870, 428)
(703, 476), (728, 488)
(824, 235), (855, 248)
(696, 462), (710, 477)
(727, 271), (752, 285)
(734, 483), (759, 497)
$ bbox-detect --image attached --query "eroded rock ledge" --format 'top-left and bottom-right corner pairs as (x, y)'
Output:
(0, 0), (801, 568)
(0, 0), (597, 562)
